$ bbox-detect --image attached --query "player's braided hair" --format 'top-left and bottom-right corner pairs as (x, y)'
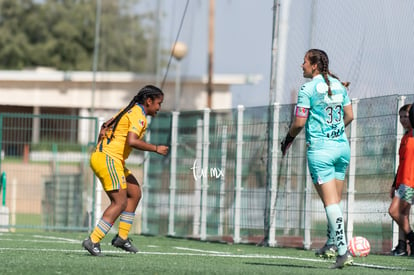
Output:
(106, 85), (163, 140)
(306, 49), (349, 96)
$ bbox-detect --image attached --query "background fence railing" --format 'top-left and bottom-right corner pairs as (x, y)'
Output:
(0, 94), (413, 254)
(0, 113), (99, 231)
(142, 94), (414, 254)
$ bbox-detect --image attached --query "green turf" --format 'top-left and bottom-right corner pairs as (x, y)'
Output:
(0, 231), (412, 274)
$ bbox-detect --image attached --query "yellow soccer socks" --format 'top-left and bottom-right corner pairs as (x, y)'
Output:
(90, 218), (113, 243)
(118, 211), (135, 240)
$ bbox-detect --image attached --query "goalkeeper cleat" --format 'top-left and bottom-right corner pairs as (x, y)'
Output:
(82, 237), (102, 256)
(330, 251), (353, 269)
(111, 234), (138, 253)
(315, 243), (337, 259)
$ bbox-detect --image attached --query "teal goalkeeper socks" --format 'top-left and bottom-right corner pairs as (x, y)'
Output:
(325, 204), (347, 256)
(326, 201), (343, 245)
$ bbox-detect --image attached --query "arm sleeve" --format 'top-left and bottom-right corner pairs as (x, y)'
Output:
(342, 89), (351, 106)
(127, 111), (146, 139)
(297, 84), (311, 108)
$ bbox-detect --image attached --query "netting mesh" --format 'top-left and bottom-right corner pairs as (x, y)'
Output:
(275, 0), (414, 104)
(144, 94), (414, 253)
(1, 95), (412, 253)
(0, 113), (96, 231)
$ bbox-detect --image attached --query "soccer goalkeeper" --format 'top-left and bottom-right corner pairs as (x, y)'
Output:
(281, 49), (354, 269)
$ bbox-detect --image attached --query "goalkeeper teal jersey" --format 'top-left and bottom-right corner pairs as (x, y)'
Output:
(296, 74), (351, 145)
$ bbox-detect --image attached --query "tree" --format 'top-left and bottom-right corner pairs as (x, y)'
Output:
(0, 0), (155, 72)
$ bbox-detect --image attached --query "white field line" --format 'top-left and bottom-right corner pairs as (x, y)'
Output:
(32, 235), (80, 243)
(0, 247), (124, 254)
(0, 235), (79, 244)
(351, 262), (407, 270)
(0, 234), (408, 272)
(0, 239), (76, 244)
(0, 246), (408, 271)
(173, 246), (228, 254)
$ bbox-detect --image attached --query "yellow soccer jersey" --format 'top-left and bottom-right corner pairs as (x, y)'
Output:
(98, 104), (147, 162)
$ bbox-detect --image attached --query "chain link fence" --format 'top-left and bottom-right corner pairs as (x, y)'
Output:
(1, 94), (413, 254)
(143, 94), (414, 254)
(0, 113), (99, 231)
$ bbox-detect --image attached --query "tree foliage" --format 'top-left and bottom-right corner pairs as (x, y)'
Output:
(0, 0), (154, 72)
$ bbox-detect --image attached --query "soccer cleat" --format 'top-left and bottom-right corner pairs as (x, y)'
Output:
(391, 242), (407, 256)
(111, 234), (138, 253)
(330, 251), (353, 269)
(82, 237), (102, 256)
(315, 243), (337, 259)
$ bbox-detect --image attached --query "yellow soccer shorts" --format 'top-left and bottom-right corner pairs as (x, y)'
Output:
(90, 151), (132, 191)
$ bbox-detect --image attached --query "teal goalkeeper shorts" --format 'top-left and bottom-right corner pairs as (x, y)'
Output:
(306, 139), (350, 185)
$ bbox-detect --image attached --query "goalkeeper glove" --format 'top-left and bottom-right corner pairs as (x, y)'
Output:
(281, 132), (295, 156)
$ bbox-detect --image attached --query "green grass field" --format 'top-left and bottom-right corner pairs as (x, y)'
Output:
(0, 231), (413, 274)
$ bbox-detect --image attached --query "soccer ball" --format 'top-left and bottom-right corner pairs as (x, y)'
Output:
(348, 236), (370, 257)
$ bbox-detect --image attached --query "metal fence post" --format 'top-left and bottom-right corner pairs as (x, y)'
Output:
(392, 96), (406, 247)
(193, 119), (203, 237)
(200, 108), (210, 241)
(93, 117), (105, 229)
(0, 172), (9, 232)
(269, 102), (280, 247)
(346, 98), (359, 241)
(234, 105), (244, 244)
(284, 146), (292, 235)
(218, 125), (228, 236)
(142, 116), (152, 234)
(168, 111), (179, 236)
(0, 113), (2, 174)
(303, 165), (312, 249)
(1, 172), (5, 206)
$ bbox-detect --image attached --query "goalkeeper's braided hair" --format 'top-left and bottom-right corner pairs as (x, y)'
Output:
(306, 49), (350, 96)
(108, 85), (163, 140)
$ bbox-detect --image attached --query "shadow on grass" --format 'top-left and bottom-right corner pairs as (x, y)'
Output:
(247, 261), (414, 272)
(74, 253), (124, 258)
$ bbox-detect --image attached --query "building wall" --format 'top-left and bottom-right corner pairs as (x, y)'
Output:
(0, 69), (245, 117)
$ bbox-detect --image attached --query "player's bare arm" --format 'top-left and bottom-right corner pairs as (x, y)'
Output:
(288, 115), (307, 137)
(127, 131), (169, 155)
(343, 104), (354, 127)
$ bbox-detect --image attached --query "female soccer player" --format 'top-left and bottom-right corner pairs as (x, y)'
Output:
(281, 49), (354, 269)
(389, 103), (414, 256)
(82, 85), (169, 256)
